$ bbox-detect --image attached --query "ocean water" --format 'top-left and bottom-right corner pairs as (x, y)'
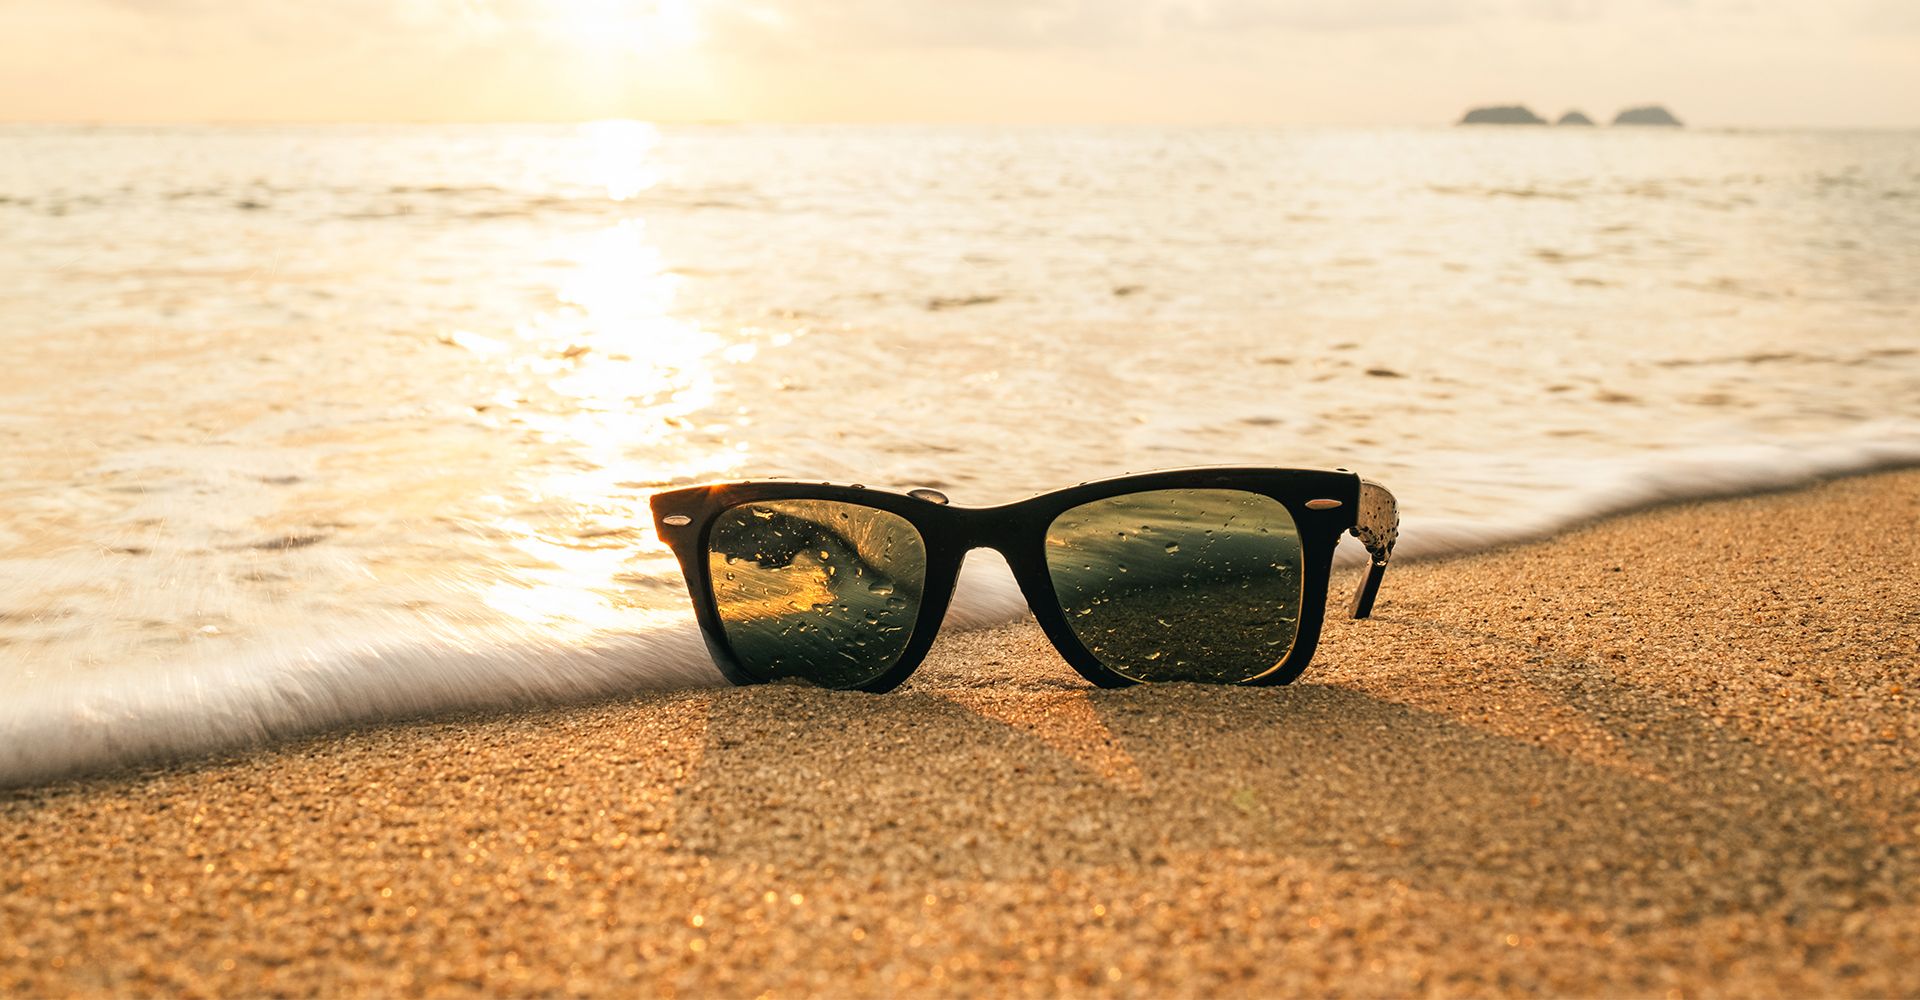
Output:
(3, 123), (1917, 784)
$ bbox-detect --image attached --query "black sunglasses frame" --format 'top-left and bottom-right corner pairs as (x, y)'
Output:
(650, 467), (1398, 693)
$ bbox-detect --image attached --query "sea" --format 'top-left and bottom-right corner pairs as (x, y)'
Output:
(2, 123), (1917, 784)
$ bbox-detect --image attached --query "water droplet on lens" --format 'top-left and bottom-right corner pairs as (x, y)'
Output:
(1164, 542), (1179, 554)
(868, 582), (894, 596)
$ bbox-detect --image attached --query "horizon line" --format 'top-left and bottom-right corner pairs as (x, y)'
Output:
(4, 117), (1919, 131)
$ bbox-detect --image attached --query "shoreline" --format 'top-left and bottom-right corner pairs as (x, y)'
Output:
(7, 436), (1920, 791)
(3, 469), (1916, 995)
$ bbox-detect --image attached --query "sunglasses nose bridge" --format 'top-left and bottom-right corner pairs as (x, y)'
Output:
(945, 503), (1032, 562)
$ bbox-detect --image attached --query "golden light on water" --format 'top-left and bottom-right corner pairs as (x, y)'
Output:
(581, 120), (663, 201)
(531, 220), (727, 454)
(459, 124), (745, 632)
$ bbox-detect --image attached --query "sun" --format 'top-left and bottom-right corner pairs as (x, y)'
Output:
(538, 0), (703, 55)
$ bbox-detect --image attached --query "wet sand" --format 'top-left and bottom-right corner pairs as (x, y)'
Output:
(3, 470), (1917, 997)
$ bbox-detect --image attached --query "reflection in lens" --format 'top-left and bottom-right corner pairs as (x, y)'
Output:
(1045, 489), (1303, 683)
(707, 500), (926, 688)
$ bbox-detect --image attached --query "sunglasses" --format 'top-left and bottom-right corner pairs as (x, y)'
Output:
(650, 467), (1398, 692)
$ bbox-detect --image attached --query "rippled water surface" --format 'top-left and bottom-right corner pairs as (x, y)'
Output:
(2, 124), (1917, 713)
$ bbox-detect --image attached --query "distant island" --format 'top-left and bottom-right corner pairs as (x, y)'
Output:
(1459, 105), (1546, 125)
(1458, 104), (1683, 127)
(1612, 105), (1683, 126)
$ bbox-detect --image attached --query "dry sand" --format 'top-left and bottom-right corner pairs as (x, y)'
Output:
(3, 470), (1917, 997)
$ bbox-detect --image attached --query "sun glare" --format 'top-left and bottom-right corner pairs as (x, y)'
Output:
(461, 188), (746, 634)
(539, 0), (703, 55)
(580, 119), (662, 200)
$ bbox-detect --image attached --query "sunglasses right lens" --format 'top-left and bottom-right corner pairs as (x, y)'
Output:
(1044, 488), (1304, 684)
(706, 499), (926, 688)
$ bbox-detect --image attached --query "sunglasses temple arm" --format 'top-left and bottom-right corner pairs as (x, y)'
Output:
(1349, 479), (1400, 619)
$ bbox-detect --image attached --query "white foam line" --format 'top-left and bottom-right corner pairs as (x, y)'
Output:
(1385, 422), (1920, 562)
(0, 616), (724, 788)
(4, 424), (1918, 788)
(0, 561), (1029, 788)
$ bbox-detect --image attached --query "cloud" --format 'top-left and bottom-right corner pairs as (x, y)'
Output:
(1179, 0), (1478, 32)
(690, 0), (1483, 50)
(693, 0), (1138, 50)
(1857, 0), (1920, 33)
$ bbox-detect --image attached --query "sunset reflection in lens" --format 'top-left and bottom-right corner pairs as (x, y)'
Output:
(707, 500), (925, 687)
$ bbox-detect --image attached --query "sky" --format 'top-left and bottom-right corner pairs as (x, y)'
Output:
(1, 0), (1916, 126)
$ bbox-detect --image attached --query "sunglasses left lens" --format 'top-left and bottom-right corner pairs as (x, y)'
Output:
(706, 499), (926, 688)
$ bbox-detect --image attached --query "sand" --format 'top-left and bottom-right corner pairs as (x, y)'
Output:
(3, 470), (1917, 997)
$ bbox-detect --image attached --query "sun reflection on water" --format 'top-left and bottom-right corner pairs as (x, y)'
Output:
(458, 137), (742, 633)
(580, 119), (663, 202)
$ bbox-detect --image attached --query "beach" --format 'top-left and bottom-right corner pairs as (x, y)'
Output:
(7, 7), (1918, 997)
(4, 468), (1915, 997)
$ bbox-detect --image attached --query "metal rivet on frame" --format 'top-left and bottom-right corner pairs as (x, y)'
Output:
(662, 514), (692, 526)
(1305, 499), (1343, 510)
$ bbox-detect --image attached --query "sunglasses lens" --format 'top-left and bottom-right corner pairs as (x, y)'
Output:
(1045, 488), (1304, 683)
(706, 499), (927, 688)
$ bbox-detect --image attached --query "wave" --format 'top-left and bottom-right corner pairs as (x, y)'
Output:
(4, 423), (1919, 788)
(1383, 421), (1920, 561)
(0, 615), (724, 789)
(0, 184), (763, 222)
